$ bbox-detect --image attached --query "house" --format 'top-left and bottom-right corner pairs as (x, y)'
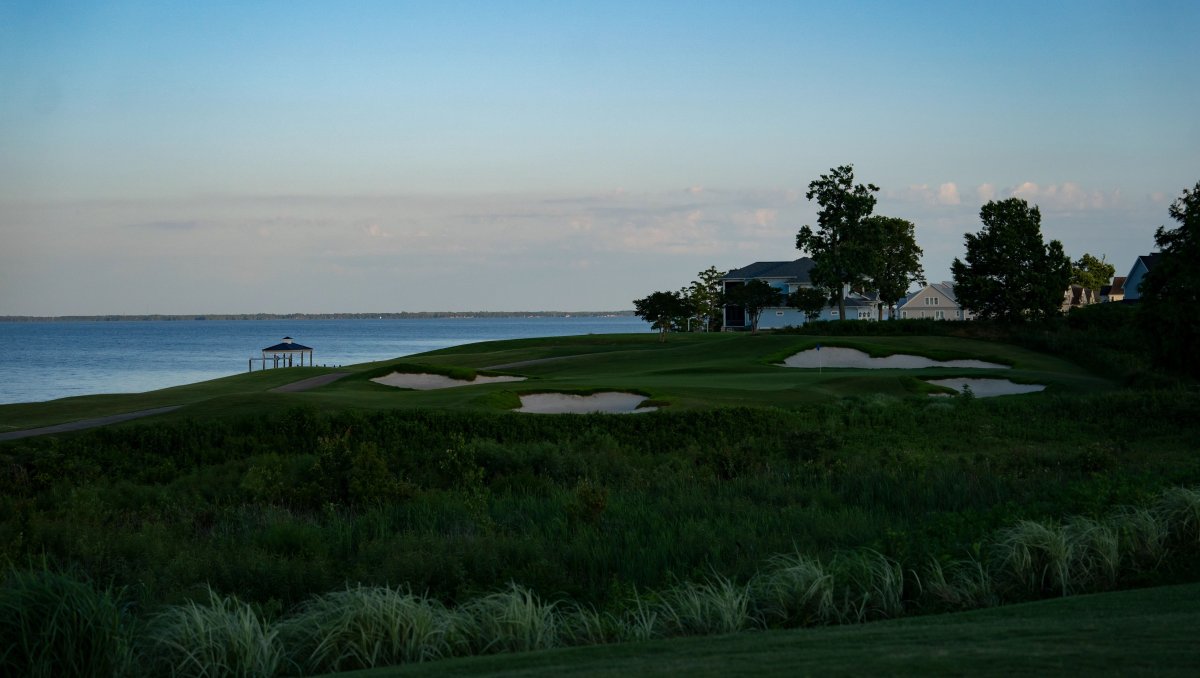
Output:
(720, 258), (880, 330)
(1100, 276), (1126, 302)
(1061, 285), (1098, 312)
(1122, 254), (1160, 301)
(896, 282), (974, 320)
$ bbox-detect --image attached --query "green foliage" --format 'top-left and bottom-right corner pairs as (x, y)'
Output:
(1140, 181), (1200, 379)
(951, 198), (1071, 322)
(0, 567), (135, 678)
(795, 164), (880, 319)
(1071, 252), (1116, 292)
(863, 215), (925, 318)
(142, 589), (282, 678)
(787, 286), (828, 321)
(632, 290), (692, 341)
(279, 586), (458, 672)
(687, 266), (726, 332)
(724, 279), (782, 332)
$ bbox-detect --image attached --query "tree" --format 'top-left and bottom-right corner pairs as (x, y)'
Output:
(788, 286), (828, 321)
(1140, 181), (1200, 378)
(795, 164), (879, 321)
(863, 215), (925, 320)
(1070, 253), (1116, 293)
(725, 279), (781, 333)
(950, 198), (1070, 322)
(633, 290), (692, 342)
(687, 266), (726, 331)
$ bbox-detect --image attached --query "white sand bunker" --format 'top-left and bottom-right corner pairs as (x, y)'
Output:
(371, 372), (526, 390)
(927, 378), (1045, 397)
(517, 392), (656, 414)
(783, 347), (1007, 369)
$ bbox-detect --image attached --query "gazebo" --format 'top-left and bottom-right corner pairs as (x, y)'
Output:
(251, 337), (314, 371)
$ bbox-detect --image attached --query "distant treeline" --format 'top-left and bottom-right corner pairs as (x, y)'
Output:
(0, 311), (636, 322)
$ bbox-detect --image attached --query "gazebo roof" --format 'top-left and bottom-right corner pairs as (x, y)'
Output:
(262, 337), (312, 352)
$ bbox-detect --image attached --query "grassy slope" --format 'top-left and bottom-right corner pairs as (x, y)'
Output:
(341, 583), (1200, 677)
(0, 333), (1110, 431)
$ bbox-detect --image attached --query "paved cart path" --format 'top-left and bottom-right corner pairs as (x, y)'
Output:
(0, 372), (351, 441)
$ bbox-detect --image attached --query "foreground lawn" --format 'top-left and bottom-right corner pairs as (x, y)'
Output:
(342, 583), (1200, 677)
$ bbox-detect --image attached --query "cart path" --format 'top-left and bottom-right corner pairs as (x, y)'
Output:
(0, 372), (351, 441)
(0, 406), (184, 441)
(269, 371), (350, 392)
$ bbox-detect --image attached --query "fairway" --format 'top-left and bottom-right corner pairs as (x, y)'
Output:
(0, 332), (1111, 433)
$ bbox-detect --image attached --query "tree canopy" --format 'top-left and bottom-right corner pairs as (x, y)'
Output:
(787, 287), (828, 321)
(725, 279), (781, 333)
(687, 266), (726, 332)
(862, 215), (925, 319)
(1071, 253), (1116, 292)
(950, 198), (1070, 322)
(795, 165), (879, 320)
(1139, 181), (1200, 379)
(632, 290), (693, 341)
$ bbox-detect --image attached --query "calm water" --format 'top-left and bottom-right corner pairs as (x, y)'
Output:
(0, 317), (650, 405)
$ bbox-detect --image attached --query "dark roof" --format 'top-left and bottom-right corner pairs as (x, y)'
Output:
(263, 341), (312, 352)
(1110, 276), (1126, 295)
(1138, 253), (1161, 270)
(723, 258), (816, 283)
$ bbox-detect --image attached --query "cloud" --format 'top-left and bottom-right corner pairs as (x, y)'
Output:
(977, 183), (995, 203)
(937, 183), (960, 205)
(1007, 181), (1119, 211)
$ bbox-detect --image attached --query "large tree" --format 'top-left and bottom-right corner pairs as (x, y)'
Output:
(1070, 253), (1116, 293)
(795, 164), (879, 321)
(863, 215), (925, 320)
(633, 290), (692, 341)
(1140, 181), (1200, 379)
(725, 279), (782, 333)
(687, 266), (726, 332)
(787, 286), (828, 321)
(950, 198), (1070, 322)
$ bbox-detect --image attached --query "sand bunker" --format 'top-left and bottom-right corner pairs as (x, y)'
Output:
(926, 378), (1045, 398)
(783, 347), (1007, 369)
(371, 372), (526, 390)
(517, 392), (655, 414)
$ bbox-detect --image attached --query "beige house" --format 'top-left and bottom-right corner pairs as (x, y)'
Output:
(897, 282), (974, 320)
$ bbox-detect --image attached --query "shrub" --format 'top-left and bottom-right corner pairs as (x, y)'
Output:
(142, 589), (281, 678)
(0, 568), (134, 678)
(750, 552), (835, 627)
(458, 584), (562, 654)
(278, 585), (458, 673)
(655, 574), (757, 637)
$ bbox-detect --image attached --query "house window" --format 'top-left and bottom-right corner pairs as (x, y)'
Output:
(901, 311), (907, 319)
(935, 310), (945, 320)
(776, 310), (784, 316)
(831, 309), (839, 318)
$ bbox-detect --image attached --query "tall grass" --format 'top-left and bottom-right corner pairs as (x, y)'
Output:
(458, 583), (563, 654)
(141, 589), (281, 678)
(8, 486), (1200, 676)
(278, 585), (458, 674)
(0, 568), (134, 678)
(655, 574), (757, 637)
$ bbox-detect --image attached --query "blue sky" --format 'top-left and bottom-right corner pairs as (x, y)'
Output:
(1, 0), (1196, 313)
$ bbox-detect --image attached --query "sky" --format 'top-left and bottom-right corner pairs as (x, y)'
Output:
(1, 0), (1197, 314)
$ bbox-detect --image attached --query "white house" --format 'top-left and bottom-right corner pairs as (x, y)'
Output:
(897, 282), (974, 320)
(1122, 254), (1160, 301)
(721, 258), (880, 329)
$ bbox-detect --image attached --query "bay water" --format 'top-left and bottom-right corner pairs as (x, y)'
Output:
(0, 316), (649, 405)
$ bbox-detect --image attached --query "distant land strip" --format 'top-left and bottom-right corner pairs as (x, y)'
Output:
(0, 311), (636, 322)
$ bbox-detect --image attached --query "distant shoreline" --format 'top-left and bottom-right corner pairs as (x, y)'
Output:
(0, 311), (636, 322)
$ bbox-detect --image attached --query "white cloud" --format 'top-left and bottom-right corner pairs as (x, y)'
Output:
(937, 183), (960, 205)
(1007, 181), (1119, 211)
(977, 183), (995, 203)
